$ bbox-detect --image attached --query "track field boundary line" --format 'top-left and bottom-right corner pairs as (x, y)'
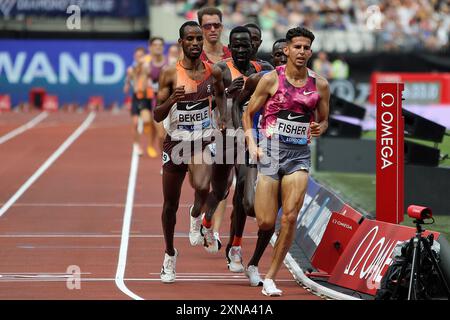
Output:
(0, 112), (96, 217)
(0, 112), (48, 145)
(114, 146), (144, 300)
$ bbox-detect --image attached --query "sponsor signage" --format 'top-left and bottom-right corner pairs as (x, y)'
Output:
(311, 211), (362, 274)
(0, 39), (147, 107)
(339, 204), (365, 224)
(328, 219), (440, 295)
(376, 83), (404, 224)
(0, 0), (148, 18)
(370, 73), (450, 105)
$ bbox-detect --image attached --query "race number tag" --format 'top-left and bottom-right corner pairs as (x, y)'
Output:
(176, 99), (211, 131)
(275, 110), (310, 145)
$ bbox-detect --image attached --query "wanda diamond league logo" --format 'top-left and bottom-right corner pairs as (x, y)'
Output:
(0, 0), (16, 17)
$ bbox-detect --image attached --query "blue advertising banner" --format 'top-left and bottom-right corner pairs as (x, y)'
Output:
(0, 0), (148, 18)
(0, 39), (149, 107)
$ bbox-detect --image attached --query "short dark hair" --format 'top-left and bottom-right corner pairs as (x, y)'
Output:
(179, 21), (201, 39)
(149, 37), (164, 45)
(229, 26), (251, 43)
(286, 27), (315, 44)
(272, 38), (287, 51)
(135, 47), (146, 53)
(197, 7), (222, 25)
(244, 23), (261, 36)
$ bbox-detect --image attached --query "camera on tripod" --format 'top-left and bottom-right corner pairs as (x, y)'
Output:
(376, 205), (450, 300)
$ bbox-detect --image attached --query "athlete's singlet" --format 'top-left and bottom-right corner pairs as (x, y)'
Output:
(260, 65), (320, 145)
(163, 61), (215, 141)
(248, 70), (271, 139)
(223, 59), (262, 129)
(149, 58), (168, 92)
(200, 45), (231, 64)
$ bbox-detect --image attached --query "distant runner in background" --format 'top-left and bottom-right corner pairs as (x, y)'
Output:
(124, 47), (155, 156)
(145, 37), (169, 159)
(197, 6), (232, 64)
(167, 43), (182, 66)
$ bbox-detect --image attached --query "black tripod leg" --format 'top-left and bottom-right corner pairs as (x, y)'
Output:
(408, 237), (421, 300)
(392, 239), (414, 299)
(421, 238), (450, 298)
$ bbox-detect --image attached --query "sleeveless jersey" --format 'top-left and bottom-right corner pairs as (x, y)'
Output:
(260, 65), (320, 145)
(163, 61), (215, 141)
(133, 64), (154, 100)
(200, 45), (231, 64)
(149, 57), (168, 93)
(223, 59), (262, 129)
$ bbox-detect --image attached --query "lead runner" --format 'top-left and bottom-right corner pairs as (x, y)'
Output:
(243, 26), (330, 296)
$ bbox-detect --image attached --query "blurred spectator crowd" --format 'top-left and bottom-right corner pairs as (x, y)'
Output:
(153, 0), (450, 51)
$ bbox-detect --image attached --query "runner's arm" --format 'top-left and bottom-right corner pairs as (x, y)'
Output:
(243, 71), (276, 157)
(311, 77), (330, 137)
(154, 67), (185, 122)
(212, 64), (226, 129)
(231, 74), (259, 128)
(123, 67), (132, 94)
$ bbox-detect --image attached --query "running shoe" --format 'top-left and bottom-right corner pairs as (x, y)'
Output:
(147, 146), (158, 158)
(225, 243), (232, 267)
(201, 224), (219, 253)
(245, 265), (263, 287)
(227, 246), (244, 273)
(160, 249), (178, 284)
(189, 207), (203, 246)
(262, 278), (282, 296)
(214, 232), (222, 251)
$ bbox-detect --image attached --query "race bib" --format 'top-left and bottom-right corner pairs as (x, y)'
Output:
(176, 99), (211, 131)
(275, 110), (310, 145)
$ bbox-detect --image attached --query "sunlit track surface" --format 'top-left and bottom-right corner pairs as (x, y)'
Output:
(0, 111), (322, 300)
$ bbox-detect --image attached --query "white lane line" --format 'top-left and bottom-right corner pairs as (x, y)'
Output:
(115, 146), (143, 300)
(0, 112), (96, 218)
(0, 234), (257, 238)
(0, 112), (48, 145)
(17, 245), (119, 249)
(1, 202), (234, 208)
(0, 277), (296, 283)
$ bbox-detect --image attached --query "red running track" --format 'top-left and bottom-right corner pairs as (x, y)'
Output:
(0, 110), (321, 300)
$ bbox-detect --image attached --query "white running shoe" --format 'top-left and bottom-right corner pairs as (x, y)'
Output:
(201, 224), (219, 253)
(245, 265), (263, 287)
(227, 246), (244, 273)
(189, 207), (203, 246)
(160, 249), (178, 283)
(262, 278), (282, 296)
